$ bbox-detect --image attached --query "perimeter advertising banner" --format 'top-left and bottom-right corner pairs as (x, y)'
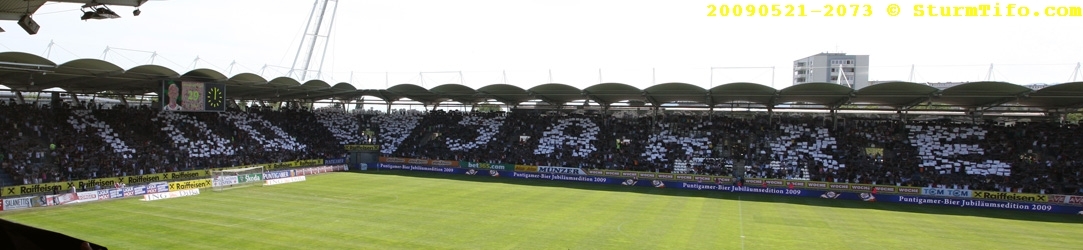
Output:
(44, 193), (78, 207)
(430, 160), (458, 167)
(2, 197), (34, 211)
(324, 158), (346, 165)
(3, 169), (210, 197)
(1048, 194), (1083, 206)
(536, 166), (588, 175)
(109, 188), (124, 199)
(375, 158), (1075, 205)
(515, 165), (539, 172)
(580, 169), (922, 194)
(461, 161), (514, 171)
(921, 187), (974, 198)
(375, 162), (1083, 215)
(970, 191), (1049, 202)
(265, 176), (307, 186)
(263, 171), (292, 180)
(142, 189), (201, 202)
(4, 163), (350, 211)
(213, 176), (240, 187)
(123, 185), (147, 197)
(160, 80), (226, 112)
(168, 179), (213, 191)
(880, 195), (1073, 214)
(292, 166), (337, 176)
(264, 159), (325, 170)
(149, 182), (170, 194)
(2, 158), (331, 197)
(344, 145), (380, 151)
(74, 191), (98, 203)
(379, 157), (459, 168)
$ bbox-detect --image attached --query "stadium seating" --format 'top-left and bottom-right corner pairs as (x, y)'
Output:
(220, 111), (306, 152)
(68, 110), (136, 155)
(769, 122), (838, 180)
(2, 102), (1081, 196)
(371, 110), (423, 155)
(314, 107), (364, 145)
(446, 115), (505, 152)
(533, 117), (600, 159)
(157, 110), (237, 158)
(907, 123), (1010, 176)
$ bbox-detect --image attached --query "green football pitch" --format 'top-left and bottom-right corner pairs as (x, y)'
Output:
(2, 171), (1081, 249)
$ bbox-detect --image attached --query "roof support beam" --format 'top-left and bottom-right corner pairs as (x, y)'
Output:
(901, 96), (932, 110)
(980, 97), (1020, 111)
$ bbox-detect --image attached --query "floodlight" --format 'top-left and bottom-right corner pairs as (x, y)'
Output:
(95, 7), (121, 18)
(80, 5), (121, 20)
(133, 9), (141, 16)
(19, 15), (39, 34)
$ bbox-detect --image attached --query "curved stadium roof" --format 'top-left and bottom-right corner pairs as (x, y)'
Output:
(1, 52), (1081, 111)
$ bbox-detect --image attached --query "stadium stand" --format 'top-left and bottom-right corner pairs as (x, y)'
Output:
(366, 111), (1083, 195)
(392, 110), (506, 161)
(220, 111), (306, 152)
(0, 102), (346, 193)
(250, 107), (344, 160)
(3, 99), (1083, 196)
(314, 107), (365, 145)
(371, 110), (423, 155)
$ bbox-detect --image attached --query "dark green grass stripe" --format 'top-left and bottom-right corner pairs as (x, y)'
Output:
(1, 172), (1081, 250)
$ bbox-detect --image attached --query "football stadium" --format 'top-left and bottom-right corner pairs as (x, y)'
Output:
(2, 0), (1083, 249)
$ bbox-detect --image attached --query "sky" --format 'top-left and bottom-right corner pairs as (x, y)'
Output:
(1, 0), (1082, 91)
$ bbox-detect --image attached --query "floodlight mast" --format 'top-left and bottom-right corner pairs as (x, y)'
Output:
(1070, 62), (1081, 82)
(289, 0), (340, 82)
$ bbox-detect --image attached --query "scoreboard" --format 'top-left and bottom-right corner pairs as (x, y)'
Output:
(161, 80), (226, 112)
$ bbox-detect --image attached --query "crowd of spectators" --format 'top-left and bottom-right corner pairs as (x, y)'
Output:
(4, 99), (1082, 195)
(313, 107), (366, 145)
(365, 110), (1083, 195)
(251, 106), (344, 160)
(0, 101), (345, 189)
(0, 100), (56, 186)
(370, 109), (423, 155)
(391, 110), (505, 161)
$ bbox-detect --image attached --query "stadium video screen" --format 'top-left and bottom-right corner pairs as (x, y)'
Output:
(161, 80), (227, 112)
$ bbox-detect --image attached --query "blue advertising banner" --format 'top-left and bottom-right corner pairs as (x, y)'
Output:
(109, 189), (124, 199)
(503, 171), (617, 185)
(377, 164), (461, 174)
(880, 195), (1079, 214)
(324, 158), (346, 165)
(123, 185), (148, 196)
(149, 182), (169, 194)
(263, 171), (291, 180)
(375, 163), (1083, 215)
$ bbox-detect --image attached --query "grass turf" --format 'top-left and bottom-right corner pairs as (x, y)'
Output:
(2, 171), (1081, 249)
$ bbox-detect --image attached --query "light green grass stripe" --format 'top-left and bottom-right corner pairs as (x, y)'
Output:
(1, 172), (1081, 250)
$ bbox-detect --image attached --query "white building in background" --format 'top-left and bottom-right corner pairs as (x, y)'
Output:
(793, 52), (870, 89)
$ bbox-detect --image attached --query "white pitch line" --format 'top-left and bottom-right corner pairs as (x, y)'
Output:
(739, 195), (745, 250)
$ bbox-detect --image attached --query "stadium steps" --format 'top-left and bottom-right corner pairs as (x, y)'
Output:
(0, 165), (13, 186)
(418, 132), (435, 145)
